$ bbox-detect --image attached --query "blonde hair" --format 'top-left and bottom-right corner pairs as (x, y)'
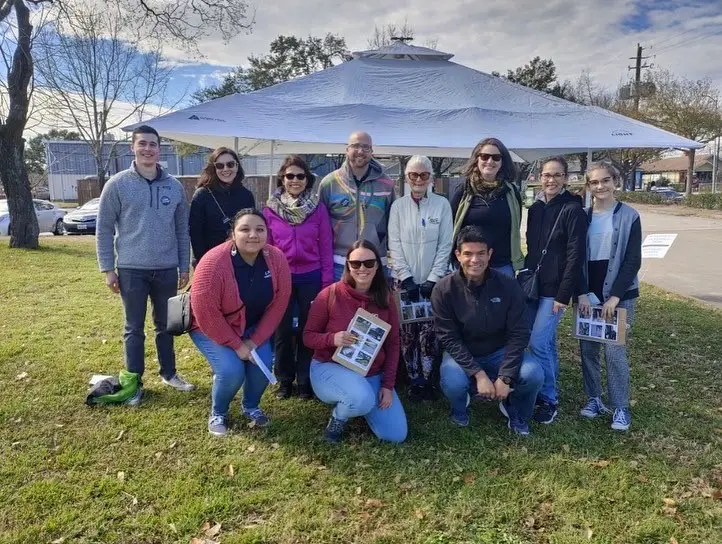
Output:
(585, 161), (621, 186)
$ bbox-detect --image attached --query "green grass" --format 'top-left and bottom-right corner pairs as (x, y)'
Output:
(1, 238), (721, 544)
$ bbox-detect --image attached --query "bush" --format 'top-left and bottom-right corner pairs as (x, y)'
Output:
(684, 193), (722, 210)
(615, 191), (670, 205)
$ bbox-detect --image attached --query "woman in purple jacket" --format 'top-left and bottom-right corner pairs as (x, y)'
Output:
(264, 155), (334, 399)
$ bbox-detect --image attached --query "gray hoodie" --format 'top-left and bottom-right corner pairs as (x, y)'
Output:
(96, 163), (190, 273)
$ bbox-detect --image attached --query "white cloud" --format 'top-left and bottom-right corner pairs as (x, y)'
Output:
(161, 0), (722, 90)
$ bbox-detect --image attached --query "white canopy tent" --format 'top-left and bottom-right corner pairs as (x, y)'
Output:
(125, 42), (702, 162)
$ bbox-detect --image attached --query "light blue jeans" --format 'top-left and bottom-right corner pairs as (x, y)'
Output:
(439, 348), (543, 422)
(190, 329), (273, 417)
(527, 297), (566, 405)
(310, 360), (407, 443)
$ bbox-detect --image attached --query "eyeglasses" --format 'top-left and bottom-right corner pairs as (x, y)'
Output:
(407, 172), (431, 181)
(347, 259), (377, 269)
(478, 153), (502, 162)
(541, 172), (565, 181)
(348, 143), (372, 152)
(214, 161), (237, 170)
(284, 173), (307, 181)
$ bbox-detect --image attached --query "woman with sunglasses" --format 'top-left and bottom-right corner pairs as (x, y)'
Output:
(303, 240), (407, 443)
(190, 147), (255, 264)
(388, 155), (453, 401)
(263, 155), (333, 400)
(451, 138), (523, 276)
(190, 209), (291, 436)
(524, 157), (586, 425)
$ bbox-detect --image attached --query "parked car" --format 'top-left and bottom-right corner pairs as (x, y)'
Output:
(655, 189), (685, 203)
(63, 198), (99, 234)
(0, 199), (67, 236)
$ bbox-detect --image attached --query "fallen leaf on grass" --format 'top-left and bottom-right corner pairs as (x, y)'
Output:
(271, 442), (280, 449)
(154, 452), (163, 459)
(523, 516), (535, 529)
(247, 420), (257, 429)
(117, 471), (125, 482)
(670, 538), (679, 544)
(712, 490), (722, 501)
(452, 476), (461, 483)
(317, 465), (327, 471)
(51, 538), (64, 544)
(15, 372), (28, 380)
(591, 460), (611, 468)
(206, 522), (222, 538)
(662, 498), (677, 507)
(585, 528), (593, 540)
(228, 464), (235, 477)
(636, 475), (649, 483)
(190, 539), (218, 544)
(168, 523), (177, 533)
(415, 508), (425, 520)
(463, 472), (477, 485)
(365, 499), (383, 508)
(561, 444), (570, 453)
(115, 430), (125, 441)
(355, 486), (362, 495)
(247, 445), (256, 453)
(169, 441), (177, 449)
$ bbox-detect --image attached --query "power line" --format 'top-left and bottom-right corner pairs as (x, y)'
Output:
(654, 25), (722, 55)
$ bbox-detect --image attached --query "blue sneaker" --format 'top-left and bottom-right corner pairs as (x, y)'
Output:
(324, 416), (346, 443)
(243, 407), (270, 428)
(450, 394), (471, 426)
(580, 397), (611, 419)
(208, 415), (228, 436)
(499, 401), (530, 436)
(611, 408), (631, 431)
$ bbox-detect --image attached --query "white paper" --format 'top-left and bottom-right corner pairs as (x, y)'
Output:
(642, 233), (677, 259)
(88, 374), (114, 386)
(250, 349), (277, 384)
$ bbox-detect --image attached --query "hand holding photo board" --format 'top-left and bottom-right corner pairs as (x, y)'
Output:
(395, 289), (434, 324)
(573, 305), (627, 345)
(332, 308), (391, 376)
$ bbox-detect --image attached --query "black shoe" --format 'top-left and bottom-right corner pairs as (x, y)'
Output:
(422, 384), (438, 401)
(276, 382), (293, 399)
(533, 400), (558, 424)
(298, 384), (314, 400)
(324, 416), (346, 443)
(408, 385), (425, 402)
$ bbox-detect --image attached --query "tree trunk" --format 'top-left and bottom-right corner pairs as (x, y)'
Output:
(0, 132), (40, 248)
(686, 148), (695, 196)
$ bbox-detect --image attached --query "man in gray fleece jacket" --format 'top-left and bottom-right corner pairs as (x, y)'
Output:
(96, 125), (194, 405)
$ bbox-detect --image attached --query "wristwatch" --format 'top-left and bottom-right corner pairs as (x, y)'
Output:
(501, 376), (514, 386)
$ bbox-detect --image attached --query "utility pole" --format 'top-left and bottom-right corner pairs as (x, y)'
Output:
(628, 43), (652, 112)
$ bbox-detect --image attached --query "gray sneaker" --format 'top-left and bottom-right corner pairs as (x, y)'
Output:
(124, 387), (143, 406)
(208, 415), (228, 436)
(243, 407), (270, 428)
(162, 374), (197, 392)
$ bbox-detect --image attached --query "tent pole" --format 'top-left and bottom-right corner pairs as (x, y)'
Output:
(234, 137), (239, 154)
(269, 140), (276, 199)
(585, 149), (593, 207)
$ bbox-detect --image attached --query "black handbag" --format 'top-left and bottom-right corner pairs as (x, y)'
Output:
(166, 285), (245, 336)
(517, 210), (563, 301)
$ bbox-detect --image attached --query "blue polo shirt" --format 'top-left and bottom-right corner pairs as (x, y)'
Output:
(232, 251), (273, 329)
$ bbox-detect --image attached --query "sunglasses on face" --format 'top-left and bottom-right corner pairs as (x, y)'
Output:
(284, 173), (307, 181)
(478, 153), (502, 162)
(407, 172), (431, 181)
(214, 161), (237, 170)
(348, 259), (377, 269)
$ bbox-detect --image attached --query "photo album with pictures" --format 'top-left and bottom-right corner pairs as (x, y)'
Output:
(395, 290), (434, 325)
(573, 305), (627, 345)
(332, 308), (391, 376)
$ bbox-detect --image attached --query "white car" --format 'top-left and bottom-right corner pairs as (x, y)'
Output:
(0, 199), (67, 236)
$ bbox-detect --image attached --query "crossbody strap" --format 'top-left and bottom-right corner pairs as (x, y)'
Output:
(534, 207), (565, 272)
(208, 189), (230, 223)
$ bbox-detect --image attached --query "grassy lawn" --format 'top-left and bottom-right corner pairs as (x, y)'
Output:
(1, 237), (721, 544)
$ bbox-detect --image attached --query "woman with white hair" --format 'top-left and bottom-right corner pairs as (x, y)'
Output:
(388, 156), (454, 400)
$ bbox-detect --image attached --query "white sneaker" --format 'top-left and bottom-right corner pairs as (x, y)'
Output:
(162, 374), (197, 392)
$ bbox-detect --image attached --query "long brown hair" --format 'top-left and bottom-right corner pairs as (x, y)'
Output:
(342, 240), (389, 309)
(462, 137), (517, 191)
(197, 147), (245, 191)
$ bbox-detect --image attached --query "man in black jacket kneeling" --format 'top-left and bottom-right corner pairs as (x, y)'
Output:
(431, 226), (542, 436)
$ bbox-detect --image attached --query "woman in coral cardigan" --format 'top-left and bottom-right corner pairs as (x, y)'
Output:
(303, 240), (407, 444)
(191, 209), (291, 436)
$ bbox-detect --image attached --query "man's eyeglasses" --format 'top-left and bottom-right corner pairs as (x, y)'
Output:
(478, 153), (502, 162)
(284, 173), (307, 181)
(541, 172), (565, 181)
(214, 161), (237, 170)
(348, 143), (372, 152)
(407, 172), (431, 181)
(348, 259), (377, 269)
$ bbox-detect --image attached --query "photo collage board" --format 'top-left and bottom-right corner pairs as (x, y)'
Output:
(332, 308), (391, 376)
(573, 305), (627, 346)
(395, 289), (434, 324)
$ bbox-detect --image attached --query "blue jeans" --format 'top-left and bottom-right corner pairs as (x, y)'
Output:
(527, 297), (565, 405)
(439, 348), (543, 422)
(117, 267), (178, 379)
(310, 360), (407, 443)
(190, 329), (273, 417)
(491, 263), (515, 277)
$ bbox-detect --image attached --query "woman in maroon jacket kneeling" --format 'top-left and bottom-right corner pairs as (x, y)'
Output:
(191, 209), (291, 437)
(303, 240), (407, 443)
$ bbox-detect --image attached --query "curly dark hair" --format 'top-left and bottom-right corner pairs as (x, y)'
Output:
(276, 155), (316, 191)
(197, 147), (245, 190)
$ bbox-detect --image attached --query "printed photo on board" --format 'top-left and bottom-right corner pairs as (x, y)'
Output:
(367, 325), (385, 342)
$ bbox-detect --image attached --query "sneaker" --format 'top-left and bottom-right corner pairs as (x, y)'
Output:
(124, 386), (143, 406)
(244, 407), (270, 428)
(297, 384), (314, 400)
(580, 397), (611, 419)
(499, 401), (530, 436)
(533, 400), (559, 424)
(611, 408), (631, 431)
(324, 416), (346, 443)
(450, 409), (469, 427)
(276, 382), (293, 399)
(162, 374), (197, 392)
(207, 415), (228, 436)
